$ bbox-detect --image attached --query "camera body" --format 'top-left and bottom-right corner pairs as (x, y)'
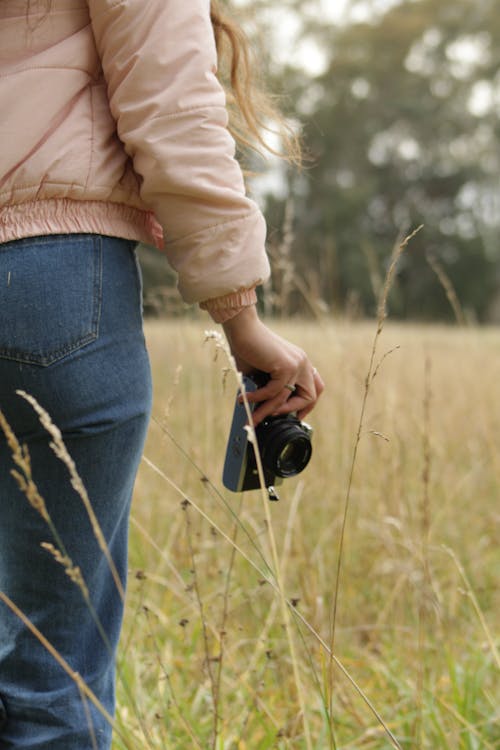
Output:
(223, 373), (313, 496)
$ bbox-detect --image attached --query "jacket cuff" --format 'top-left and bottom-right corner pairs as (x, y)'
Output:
(200, 287), (258, 323)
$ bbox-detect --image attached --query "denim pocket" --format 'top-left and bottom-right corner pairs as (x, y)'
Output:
(0, 234), (102, 366)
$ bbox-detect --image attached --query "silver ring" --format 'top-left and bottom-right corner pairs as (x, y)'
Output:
(284, 383), (296, 393)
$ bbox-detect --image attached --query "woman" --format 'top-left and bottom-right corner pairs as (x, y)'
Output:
(0, 1), (324, 747)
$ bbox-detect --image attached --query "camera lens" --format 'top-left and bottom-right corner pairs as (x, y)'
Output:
(275, 435), (312, 476)
(258, 418), (312, 478)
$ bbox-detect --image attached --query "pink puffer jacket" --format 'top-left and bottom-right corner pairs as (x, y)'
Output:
(0, 0), (270, 318)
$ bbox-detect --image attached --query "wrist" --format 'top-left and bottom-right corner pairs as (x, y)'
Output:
(221, 303), (259, 334)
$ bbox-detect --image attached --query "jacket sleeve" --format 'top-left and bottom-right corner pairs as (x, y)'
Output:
(87, 0), (270, 306)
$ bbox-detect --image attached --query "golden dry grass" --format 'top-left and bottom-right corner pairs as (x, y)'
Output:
(117, 317), (500, 750)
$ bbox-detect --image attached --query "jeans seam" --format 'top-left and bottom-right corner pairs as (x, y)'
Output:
(93, 235), (103, 339)
(132, 247), (144, 319)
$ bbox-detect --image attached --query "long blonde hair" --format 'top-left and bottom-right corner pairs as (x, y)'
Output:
(210, 0), (302, 167)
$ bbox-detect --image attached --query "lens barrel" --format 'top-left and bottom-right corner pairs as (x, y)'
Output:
(257, 417), (312, 478)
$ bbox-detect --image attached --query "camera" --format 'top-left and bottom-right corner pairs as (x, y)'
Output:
(222, 373), (313, 499)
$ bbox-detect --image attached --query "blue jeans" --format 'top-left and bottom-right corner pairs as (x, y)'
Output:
(0, 235), (152, 749)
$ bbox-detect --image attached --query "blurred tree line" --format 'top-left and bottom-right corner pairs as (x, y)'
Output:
(140, 0), (500, 322)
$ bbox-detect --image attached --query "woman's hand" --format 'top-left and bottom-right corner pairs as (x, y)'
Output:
(222, 305), (324, 425)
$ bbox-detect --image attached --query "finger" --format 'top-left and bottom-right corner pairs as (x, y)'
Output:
(312, 370), (326, 397)
(270, 370), (324, 418)
(250, 379), (308, 425)
(283, 371), (317, 405)
(271, 393), (314, 418)
(251, 391), (296, 425)
(254, 385), (313, 422)
(298, 372), (325, 418)
(243, 372), (299, 399)
(243, 382), (285, 403)
(241, 364), (323, 425)
(297, 402), (316, 420)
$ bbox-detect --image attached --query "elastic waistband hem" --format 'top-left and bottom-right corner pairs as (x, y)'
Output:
(0, 199), (164, 250)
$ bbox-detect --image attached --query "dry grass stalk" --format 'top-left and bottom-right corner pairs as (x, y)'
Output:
(275, 198), (296, 317)
(266, 199), (329, 319)
(0, 409), (49, 523)
(16, 390), (125, 601)
(40, 542), (89, 600)
(362, 240), (384, 303)
(238, 484), (303, 700)
(331, 227), (423, 640)
(77, 683), (99, 750)
(211, 498), (243, 748)
(1, 404), (121, 660)
(413, 353), (434, 747)
(182, 501), (219, 743)
(327, 227), (423, 744)
(0, 408), (73, 574)
(161, 364), (183, 423)
(426, 251), (467, 326)
(434, 695), (498, 750)
(0, 591), (132, 748)
(204, 328), (314, 750)
(443, 547), (500, 671)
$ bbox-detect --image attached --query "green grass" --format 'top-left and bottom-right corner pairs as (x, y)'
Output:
(114, 317), (499, 749)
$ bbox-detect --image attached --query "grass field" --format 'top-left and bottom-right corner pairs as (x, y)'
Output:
(114, 316), (499, 749)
